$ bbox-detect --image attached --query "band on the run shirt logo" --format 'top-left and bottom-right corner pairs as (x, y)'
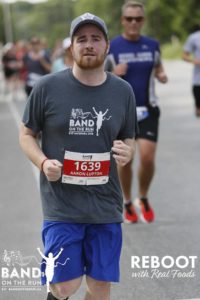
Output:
(68, 107), (111, 136)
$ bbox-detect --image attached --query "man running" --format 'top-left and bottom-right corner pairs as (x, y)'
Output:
(183, 24), (200, 117)
(106, 1), (168, 223)
(19, 12), (138, 300)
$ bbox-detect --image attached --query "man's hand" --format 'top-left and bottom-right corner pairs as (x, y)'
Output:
(113, 63), (128, 76)
(193, 59), (200, 67)
(112, 140), (134, 167)
(155, 71), (168, 83)
(42, 159), (63, 181)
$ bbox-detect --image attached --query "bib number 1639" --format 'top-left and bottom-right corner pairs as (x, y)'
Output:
(74, 161), (101, 172)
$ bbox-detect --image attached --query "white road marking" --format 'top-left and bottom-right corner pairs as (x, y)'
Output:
(7, 97), (39, 184)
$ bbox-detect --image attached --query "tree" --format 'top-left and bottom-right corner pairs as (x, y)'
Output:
(10, 0), (76, 47)
(0, 3), (4, 43)
(74, 0), (124, 39)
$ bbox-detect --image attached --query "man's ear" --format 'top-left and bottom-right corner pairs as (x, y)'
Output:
(106, 41), (110, 54)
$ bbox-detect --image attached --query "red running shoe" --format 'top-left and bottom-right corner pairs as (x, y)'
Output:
(135, 197), (154, 223)
(124, 202), (138, 223)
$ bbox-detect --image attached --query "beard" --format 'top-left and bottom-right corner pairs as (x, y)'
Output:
(73, 51), (107, 70)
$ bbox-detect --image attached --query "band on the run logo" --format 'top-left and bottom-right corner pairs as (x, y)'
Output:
(1, 248), (69, 293)
(69, 107), (112, 136)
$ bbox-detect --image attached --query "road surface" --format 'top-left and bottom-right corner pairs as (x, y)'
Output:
(0, 60), (199, 300)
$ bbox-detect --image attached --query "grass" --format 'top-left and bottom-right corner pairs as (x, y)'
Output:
(161, 41), (183, 60)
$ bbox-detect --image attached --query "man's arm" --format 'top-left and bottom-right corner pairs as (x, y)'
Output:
(112, 138), (135, 167)
(19, 123), (62, 181)
(155, 63), (168, 83)
(39, 56), (51, 72)
(112, 63), (128, 76)
(182, 51), (200, 67)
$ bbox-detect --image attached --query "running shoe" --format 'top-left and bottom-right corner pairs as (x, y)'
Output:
(135, 197), (154, 223)
(124, 202), (138, 223)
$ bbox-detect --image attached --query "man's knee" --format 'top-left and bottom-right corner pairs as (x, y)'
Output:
(140, 152), (155, 168)
(50, 277), (82, 299)
(86, 276), (110, 295)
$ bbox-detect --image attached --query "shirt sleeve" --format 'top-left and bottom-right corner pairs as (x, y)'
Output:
(183, 35), (194, 53)
(154, 41), (161, 67)
(22, 82), (46, 133)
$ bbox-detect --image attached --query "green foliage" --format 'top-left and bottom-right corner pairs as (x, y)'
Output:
(0, 4), (4, 42)
(161, 42), (183, 60)
(73, 0), (124, 39)
(0, 0), (200, 47)
(144, 0), (175, 42)
(8, 0), (75, 47)
(172, 0), (200, 39)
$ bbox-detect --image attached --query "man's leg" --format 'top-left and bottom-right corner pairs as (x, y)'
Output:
(192, 85), (200, 117)
(118, 160), (138, 223)
(117, 160), (133, 202)
(49, 277), (82, 299)
(84, 276), (110, 300)
(136, 138), (157, 222)
(41, 222), (86, 300)
(84, 224), (122, 299)
(137, 138), (157, 198)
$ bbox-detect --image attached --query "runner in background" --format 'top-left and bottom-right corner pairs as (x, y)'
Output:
(2, 43), (21, 94)
(51, 37), (73, 73)
(183, 23), (200, 117)
(106, 1), (168, 223)
(23, 37), (51, 97)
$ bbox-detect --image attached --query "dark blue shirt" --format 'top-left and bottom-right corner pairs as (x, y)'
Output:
(108, 35), (161, 107)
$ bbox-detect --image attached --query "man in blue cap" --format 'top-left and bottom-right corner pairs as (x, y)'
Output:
(20, 12), (138, 300)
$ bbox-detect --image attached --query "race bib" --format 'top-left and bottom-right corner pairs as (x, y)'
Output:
(136, 106), (149, 122)
(27, 73), (42, 87)
(62, 151), (110, 185)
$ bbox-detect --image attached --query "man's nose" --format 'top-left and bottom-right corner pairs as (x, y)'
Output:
(85, 40), (94, 49)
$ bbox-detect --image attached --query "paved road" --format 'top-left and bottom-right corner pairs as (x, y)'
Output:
(0, 61), (200, 300)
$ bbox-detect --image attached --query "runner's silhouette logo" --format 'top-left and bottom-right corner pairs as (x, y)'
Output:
(37, 247), (70, 292)
(69, 107), (111, 136)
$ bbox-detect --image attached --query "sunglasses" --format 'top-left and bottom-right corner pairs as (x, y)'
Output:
(124, 16), (144, 23)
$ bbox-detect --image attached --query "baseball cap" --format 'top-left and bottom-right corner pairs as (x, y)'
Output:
(70, 12), (108, 40)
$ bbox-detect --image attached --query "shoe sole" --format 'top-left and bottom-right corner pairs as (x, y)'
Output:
(134, 198), (149, 224)
(124, 218), (138, 224)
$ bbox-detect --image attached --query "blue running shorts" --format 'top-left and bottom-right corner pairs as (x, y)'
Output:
(41, 221), (122, 284)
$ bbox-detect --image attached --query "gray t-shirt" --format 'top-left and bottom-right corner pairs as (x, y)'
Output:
(184, 30), (200, 85)
(22, 69), (138, 224)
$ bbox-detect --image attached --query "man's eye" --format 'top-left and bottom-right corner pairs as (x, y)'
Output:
(93, 37), (101, 41)
(77, 39), (85, 43)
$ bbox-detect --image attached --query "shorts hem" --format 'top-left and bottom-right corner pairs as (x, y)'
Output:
(136, 135), (158, 143)
(85, 272), (120, 283)
(41, 272), (84, 285)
